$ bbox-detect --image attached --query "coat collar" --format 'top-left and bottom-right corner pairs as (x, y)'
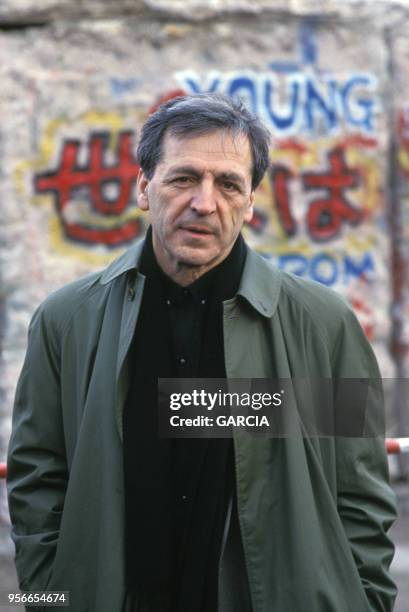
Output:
(99, 236), (282, 318)
(100, 239), (145, 285)
(237, 247), (282, 318)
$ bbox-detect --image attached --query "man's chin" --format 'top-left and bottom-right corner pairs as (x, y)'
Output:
(173, 246), (221, 269)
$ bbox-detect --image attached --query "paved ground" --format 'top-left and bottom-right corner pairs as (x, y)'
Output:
(0, 483), (408, 611)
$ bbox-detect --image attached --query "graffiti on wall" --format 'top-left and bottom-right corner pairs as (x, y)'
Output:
(395, 105), (409, 349)
(249, 135), (379, 275)
(172, 69), (383, 338)
(398, 105), (409, 178)
(271, 145), (363, 241)
(270, 139), (379, 339)
(175, 70), (378, 135)
(20, 76), (383, 339)
(247, 133), (380, 339)
(35, 131), (142, 247)
(14, 110), (148, 262)
(23, 94), (188, 260)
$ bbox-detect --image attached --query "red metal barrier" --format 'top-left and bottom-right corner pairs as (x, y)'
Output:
(0, 439), (408, 479)
(385, 438), (409, 455)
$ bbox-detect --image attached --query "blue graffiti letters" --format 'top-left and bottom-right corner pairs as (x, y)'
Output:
(176, 70), (378, 135)
(277, 251), (375, 286)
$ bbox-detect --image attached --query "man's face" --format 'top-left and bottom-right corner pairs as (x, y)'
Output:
(137, 130), (255, 281)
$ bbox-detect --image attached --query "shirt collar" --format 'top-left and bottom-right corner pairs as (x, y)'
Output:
(100, 231), (282, 318)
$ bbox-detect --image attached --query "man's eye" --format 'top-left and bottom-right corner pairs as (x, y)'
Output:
(221, 181), (239, 191)
(173, 176), (193, 184)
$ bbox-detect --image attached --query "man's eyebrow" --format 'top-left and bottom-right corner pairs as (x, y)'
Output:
(215, 171), (246, 187)
(165, 166), (247, 187)
(165, 165), (203, 178)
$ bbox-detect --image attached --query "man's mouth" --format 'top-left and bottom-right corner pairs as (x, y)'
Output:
(181, 225), (213, 235)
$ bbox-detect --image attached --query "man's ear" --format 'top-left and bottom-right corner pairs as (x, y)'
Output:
(137, 170), (150, 211)
(244, 192), (255, 223)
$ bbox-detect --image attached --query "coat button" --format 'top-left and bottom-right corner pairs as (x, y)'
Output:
(128, 287), (135, 300)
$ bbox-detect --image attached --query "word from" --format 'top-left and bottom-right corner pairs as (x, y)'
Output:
(169, 390), (283, 411)
(271, 147), (362, 241)
(35, 131), (142, 247)
(275, 251), (375, 287)
(176, 70), (378, 134)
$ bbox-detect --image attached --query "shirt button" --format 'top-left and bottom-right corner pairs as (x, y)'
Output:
(179, 357), (186, 365)
(201, 299), (206, 305)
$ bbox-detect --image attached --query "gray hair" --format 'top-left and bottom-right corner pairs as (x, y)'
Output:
(136, 93), (271, 190)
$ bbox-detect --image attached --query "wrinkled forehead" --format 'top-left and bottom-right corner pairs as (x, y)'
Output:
(160, 128), (253, 171)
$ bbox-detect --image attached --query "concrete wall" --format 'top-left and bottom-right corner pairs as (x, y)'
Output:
(0, 0), (407, 22)
(2, 0), (409, 524)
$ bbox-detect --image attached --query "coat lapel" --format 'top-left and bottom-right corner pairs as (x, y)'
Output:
(100, 239), (146, 441)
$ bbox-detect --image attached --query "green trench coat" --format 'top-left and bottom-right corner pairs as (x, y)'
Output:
(7, 240), (397, 612)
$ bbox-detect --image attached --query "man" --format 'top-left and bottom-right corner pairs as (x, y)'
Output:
(8, 93), (397, 612)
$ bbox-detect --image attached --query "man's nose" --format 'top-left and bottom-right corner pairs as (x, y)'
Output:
(190, 180), (217, 215)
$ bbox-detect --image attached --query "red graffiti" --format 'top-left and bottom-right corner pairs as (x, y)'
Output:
(245, 208), (269, 234)
(277, 139), (309, 154)
(270, 165), (297, 236)
(398, 108), (409, 152)
(148, 88), (187, 115)
(349, 296), (375, 341)
(270, 146), (362, 242)
(35, 131), (142, 247)
(303, 148), (362, 241)
(338, 135), (378, 149)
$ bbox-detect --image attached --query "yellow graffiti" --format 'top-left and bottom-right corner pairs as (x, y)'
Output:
(249, 136), (381, 257)
(398, 148), (409, 174)
(15, 108), (146, 264)
(14, 115), (382, 268)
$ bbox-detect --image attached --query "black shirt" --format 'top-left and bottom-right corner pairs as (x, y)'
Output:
(123, 229), (247, 612)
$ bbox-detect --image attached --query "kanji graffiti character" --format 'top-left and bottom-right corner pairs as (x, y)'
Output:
(35, 131), (142, 247)
(303, 147), (362, 241)
(269, 165), (297, 236)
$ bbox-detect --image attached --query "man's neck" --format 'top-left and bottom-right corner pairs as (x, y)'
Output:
(153, 247), (235, 287)
(155, 260), (215, 287)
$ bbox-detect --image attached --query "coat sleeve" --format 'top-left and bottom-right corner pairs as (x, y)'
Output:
(331, 306), (397, 612)
(7, 302), (68, 593)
